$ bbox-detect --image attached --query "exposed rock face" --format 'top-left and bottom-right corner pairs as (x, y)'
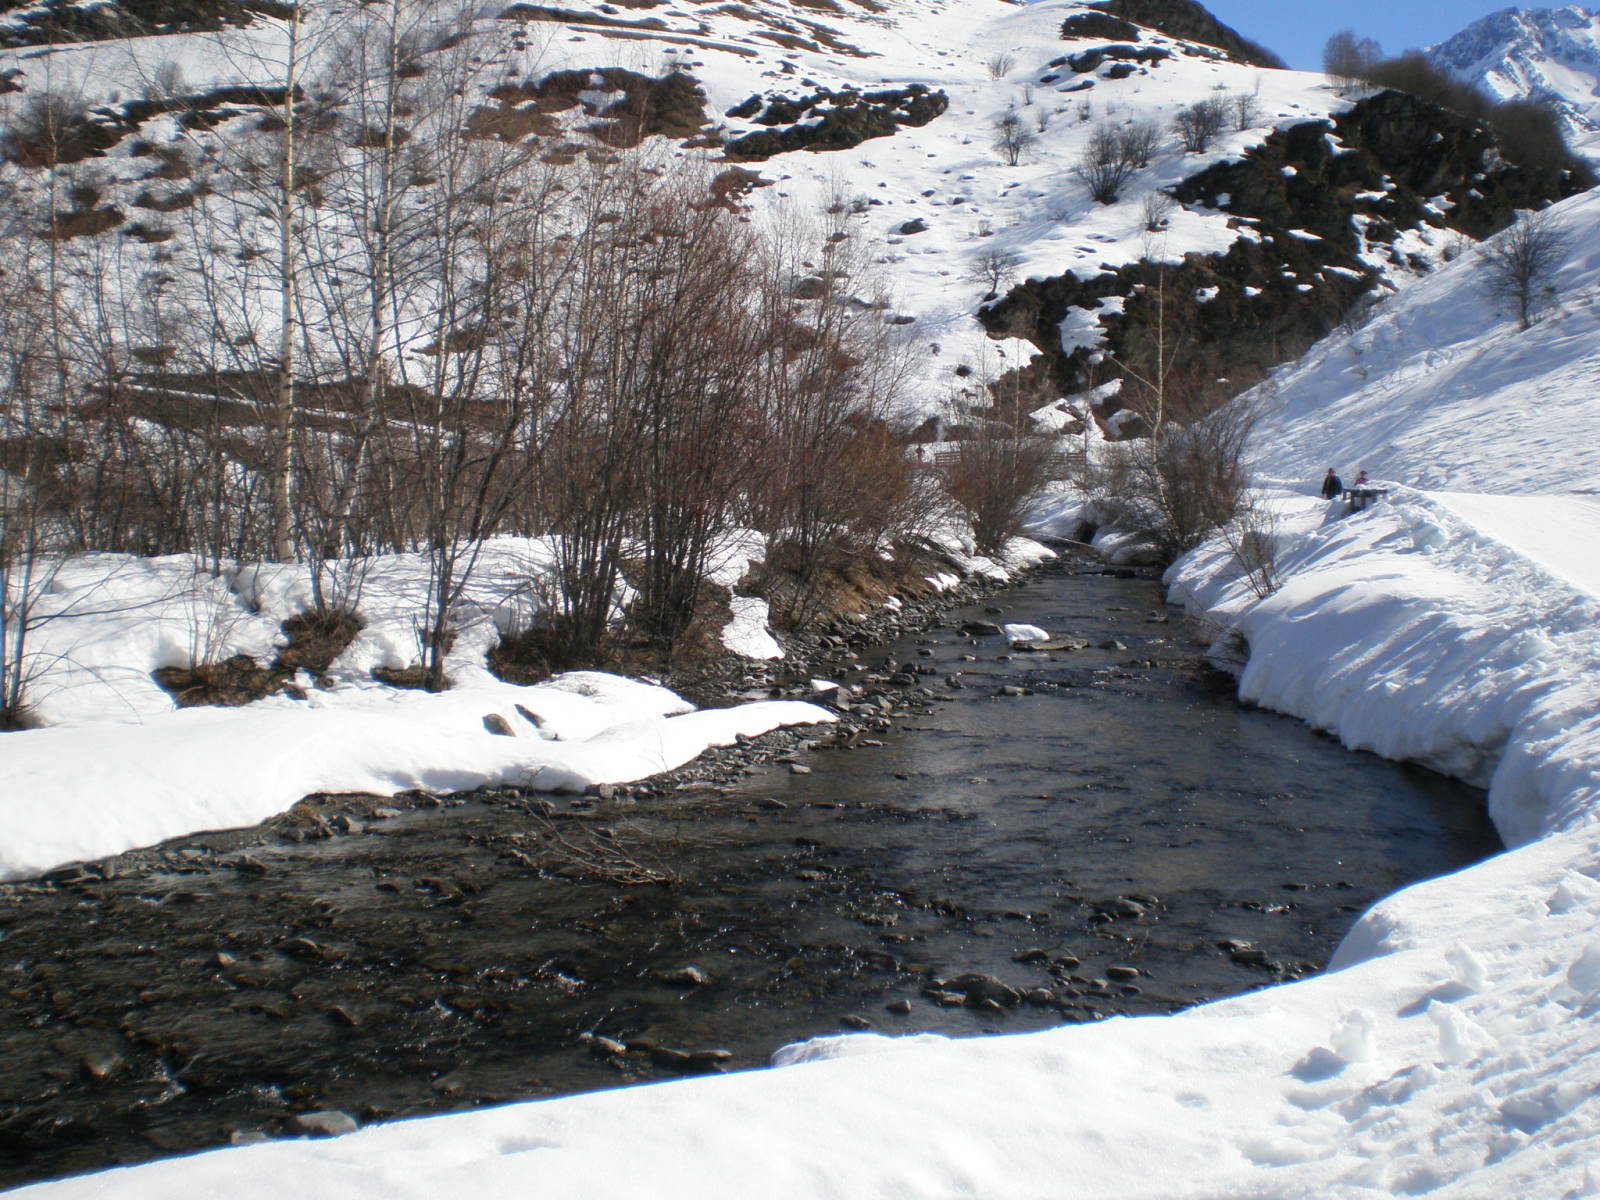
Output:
(1427, 6), (1600, 141)
(0, 0), (290, 47)
(1085, 0), (1285, 68)
(483, 68), (710, 148)
(722, 85), (948, 160)
(979, 89), (1594, 426)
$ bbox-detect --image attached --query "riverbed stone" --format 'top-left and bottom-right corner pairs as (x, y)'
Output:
(655, 965), (713, 987)
(942, 972), (1021, 1007)
(1093, 897), (1147, 919)
(294, 1110), (358, 1137)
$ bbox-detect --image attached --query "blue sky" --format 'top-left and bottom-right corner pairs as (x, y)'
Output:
(1197, 2), (1525, 70)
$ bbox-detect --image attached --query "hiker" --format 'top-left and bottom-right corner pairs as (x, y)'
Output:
(1320, 468), (1343, 500)
(1350, 469), (1373, 511)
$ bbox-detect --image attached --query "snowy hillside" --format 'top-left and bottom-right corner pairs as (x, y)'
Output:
(0, 0), (1354, 424)
(1245, 187), (1600, 494)
(1429, 5), (1600, 155)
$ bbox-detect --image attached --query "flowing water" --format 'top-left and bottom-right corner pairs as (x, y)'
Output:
(0, 557), (1499, 1188)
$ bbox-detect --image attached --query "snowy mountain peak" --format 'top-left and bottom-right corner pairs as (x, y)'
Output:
(1427, 6), (1600, 145)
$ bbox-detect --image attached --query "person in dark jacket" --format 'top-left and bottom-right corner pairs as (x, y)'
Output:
(1320, 468), (1343, 500)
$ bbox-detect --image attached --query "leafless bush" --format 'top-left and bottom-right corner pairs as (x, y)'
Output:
(1118, 119), (1160, 168)
(1142, 191), (1175, 232)
(937, 394), (1062, 557)
(1072, 123), (1138, 204)
(3, 91), (91, 167)
(143, 60), (186, 103)
(1084, 399), (1255, 562)
(986, 53), (1017, 81)
(1222, 500), (1281, 598)
(992, 112), (1036, 166)
(1172, 97), (1228, 153)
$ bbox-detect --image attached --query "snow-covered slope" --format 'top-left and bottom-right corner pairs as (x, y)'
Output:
(1429, 5), (1600, 153)
(1245, 188), (1600, 495)
(0, 0), (1350, 425)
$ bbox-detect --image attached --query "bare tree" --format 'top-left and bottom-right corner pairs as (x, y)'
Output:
(1172, 97), (1229, 154)
(1322, 29), (1382, 95)
(992, 111), (1036, 166)
(1232, 91), (1262, 131)
(966, 246), (1022, 298)
(750, 199), (923, 630)
(1480, 209), (1570, 332)
(1080, 269), (1256, 561)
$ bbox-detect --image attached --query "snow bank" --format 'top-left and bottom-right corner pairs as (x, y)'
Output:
(0, 674), (831, 881)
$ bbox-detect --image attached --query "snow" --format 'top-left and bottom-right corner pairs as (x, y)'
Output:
(720, 595), (784, 660)
(0, 677), (832, 881)
(7, 1), (1600, 1197)
(0, 534), (836, 880)
(0, 0), (1347, 431)
(1002, 622), (1049, 643)
(35, 160), (1589, 1200)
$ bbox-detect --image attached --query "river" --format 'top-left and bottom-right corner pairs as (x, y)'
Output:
(0, 553), (1498, 1188)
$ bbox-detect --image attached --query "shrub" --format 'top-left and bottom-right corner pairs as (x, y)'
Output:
(1172, 97), (1228, 153)
(1072, 123), (1137, 204)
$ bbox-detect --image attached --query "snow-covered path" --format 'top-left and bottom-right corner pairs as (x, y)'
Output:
(1431, 492), (1600, 597)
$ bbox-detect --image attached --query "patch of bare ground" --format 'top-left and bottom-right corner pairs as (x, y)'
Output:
(152, 609), (363, 707)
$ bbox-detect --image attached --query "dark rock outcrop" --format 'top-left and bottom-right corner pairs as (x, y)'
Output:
(1086, 0), (1284, 68)
(1065, 44), (1171, 74)
(723, 85), (948, 161)
(979, 89), (1593, 428)
(0, 0), (291, 47)
(1059, 12), (1141, 42)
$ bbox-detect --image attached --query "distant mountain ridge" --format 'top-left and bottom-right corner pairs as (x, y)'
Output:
(1427, 6), (1600, 142)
